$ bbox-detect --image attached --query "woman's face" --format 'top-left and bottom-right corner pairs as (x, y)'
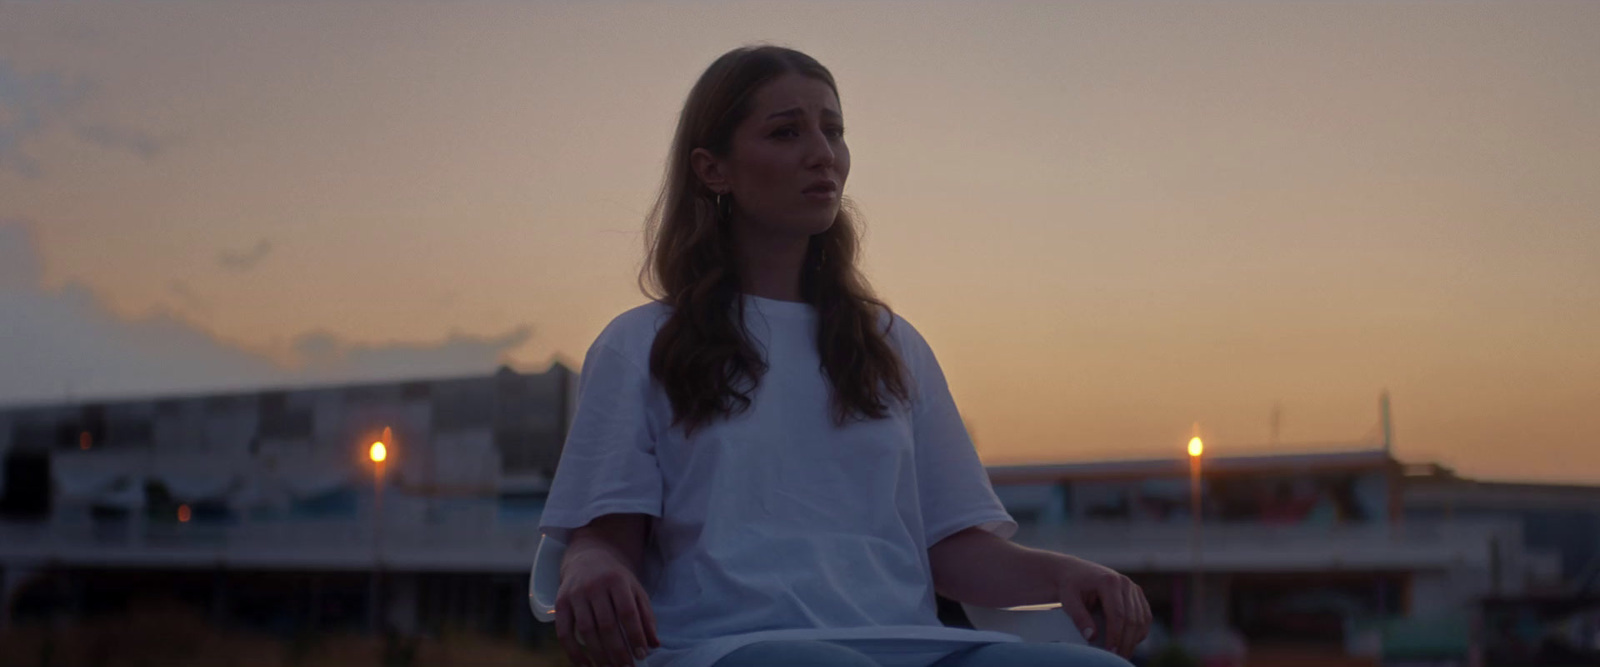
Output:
(698, 73), (849, 240)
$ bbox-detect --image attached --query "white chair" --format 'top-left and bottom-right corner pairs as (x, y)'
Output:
(527, 534), (1090, 645)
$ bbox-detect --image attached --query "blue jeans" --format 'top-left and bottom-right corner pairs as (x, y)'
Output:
(710, 639), (1134, 667)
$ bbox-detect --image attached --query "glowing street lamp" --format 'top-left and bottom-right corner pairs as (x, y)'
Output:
(370, 429), (390, 542)
(1187, 427), (1204, 634)
(371, 427), (391, 528)
(367, 427), (392, 634)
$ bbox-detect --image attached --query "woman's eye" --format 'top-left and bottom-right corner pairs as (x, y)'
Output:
(769, 125), (844, 139)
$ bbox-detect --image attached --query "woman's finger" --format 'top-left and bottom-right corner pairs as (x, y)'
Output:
(1136, 584), (1153, 643)
(1056, 583), (1099, 645)
(559, 596), (595, 667)
(553, 602), (581, 667)
(610, 584), (649, 663)
(1120, 582), (1142, 656)
(1099, 576), (1126, 655)
(634, 582), (661, 649)
(591, 591), (633, 667)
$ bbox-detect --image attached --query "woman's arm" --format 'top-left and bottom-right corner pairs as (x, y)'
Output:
(928, 526), (1063, 608)
(929, 526), (1151, 657)
(558, 513), (658, 667)
(568, 512), (651, 574)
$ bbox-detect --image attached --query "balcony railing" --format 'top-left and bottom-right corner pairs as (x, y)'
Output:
(0, 510), (543, 571)
(2, 513), (1517, 574)
(1016, 520), (1519, 572)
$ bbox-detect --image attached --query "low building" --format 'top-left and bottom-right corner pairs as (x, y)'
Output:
(1, 373), (1595, 663)
(981, 411), (1600, 663)
(0, 365), (573, 638)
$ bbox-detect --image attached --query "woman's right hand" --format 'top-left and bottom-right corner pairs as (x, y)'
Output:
(555, 517), (660, 667)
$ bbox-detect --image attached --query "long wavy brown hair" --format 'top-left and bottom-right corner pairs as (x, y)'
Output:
(640, 45), (909, 436)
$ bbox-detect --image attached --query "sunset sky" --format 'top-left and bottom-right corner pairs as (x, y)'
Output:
(2, 2), (1596, 482)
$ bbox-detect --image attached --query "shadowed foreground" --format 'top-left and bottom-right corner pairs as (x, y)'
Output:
(0, 602), (562, 667)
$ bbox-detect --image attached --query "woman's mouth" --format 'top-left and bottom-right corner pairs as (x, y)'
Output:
(803, 180), (839, 200)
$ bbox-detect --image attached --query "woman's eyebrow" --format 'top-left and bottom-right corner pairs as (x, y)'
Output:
(764, 107), (844, 122)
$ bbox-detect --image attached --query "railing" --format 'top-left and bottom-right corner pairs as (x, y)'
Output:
(1014, 520), (1519, 571)
(0, 512), (543, 571)
(1016, 519), (1516, 546)
(1, 513), (1518, 573)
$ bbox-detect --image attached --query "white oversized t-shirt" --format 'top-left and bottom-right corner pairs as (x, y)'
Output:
(539, 296), (1021, 667)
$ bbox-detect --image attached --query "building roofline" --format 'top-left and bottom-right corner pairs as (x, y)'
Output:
(1403, 477), (1600, 507)
(986, 446), (1397, 484)
(0, 361), (576, 412)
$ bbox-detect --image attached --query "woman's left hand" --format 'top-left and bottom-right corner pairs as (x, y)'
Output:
(1049, 554), (1152, 658)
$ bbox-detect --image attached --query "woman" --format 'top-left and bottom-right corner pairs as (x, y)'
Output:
(539, 45), (1150, 667)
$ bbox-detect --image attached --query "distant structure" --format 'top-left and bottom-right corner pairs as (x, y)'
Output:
(982, 393), (1600, 663)
(0, 364), (573, 638)
(2, 380), (1596, 662)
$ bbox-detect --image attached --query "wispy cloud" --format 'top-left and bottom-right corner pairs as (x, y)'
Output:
(0, 60), (88, 178)
(167, 279), (211, 316)
(218, 238), (273, 271)
(73, 122), (171, 161)
(0, 222), (538, 405)
(0, 218), (42, 290)
(287, 326), (534, 384)
(0, 59), (171, 176)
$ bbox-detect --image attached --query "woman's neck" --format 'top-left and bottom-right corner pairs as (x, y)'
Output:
(733, 226), (809, 303)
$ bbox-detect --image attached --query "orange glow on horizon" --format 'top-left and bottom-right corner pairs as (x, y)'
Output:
(1188, 437), (1204, 458)
(8, 4), (1600, 485)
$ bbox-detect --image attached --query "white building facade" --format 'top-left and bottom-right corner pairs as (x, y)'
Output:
(1, 373), (1593, 659)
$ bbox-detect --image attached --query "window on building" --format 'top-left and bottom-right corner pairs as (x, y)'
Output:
(205, 394), (247, 411)
(109, 417), (154, 447)
(433, 382), (495, 432)
(52, 404), (110, 450)
(12, 420), (56, 451)
(401, 381), (432, 401)
(346, 384), (400, 404)
(495, 427), (561, 476)
(258, 391), (313, 439)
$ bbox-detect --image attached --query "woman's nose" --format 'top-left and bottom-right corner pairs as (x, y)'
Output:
(804, 130), (835, 168)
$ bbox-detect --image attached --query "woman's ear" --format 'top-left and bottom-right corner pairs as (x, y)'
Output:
(690, 147), (729, 195)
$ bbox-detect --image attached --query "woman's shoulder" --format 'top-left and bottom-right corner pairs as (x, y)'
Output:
(879, 306), (932, 360)
(588, 301), (671, 362)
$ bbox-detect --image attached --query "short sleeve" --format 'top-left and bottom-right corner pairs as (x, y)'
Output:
(901, 322), (1018, 546)
(538, 341), (663, 543)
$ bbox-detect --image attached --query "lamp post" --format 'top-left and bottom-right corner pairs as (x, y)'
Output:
(368, 427), (390, 634)
(1187, 430), (1204, 634)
